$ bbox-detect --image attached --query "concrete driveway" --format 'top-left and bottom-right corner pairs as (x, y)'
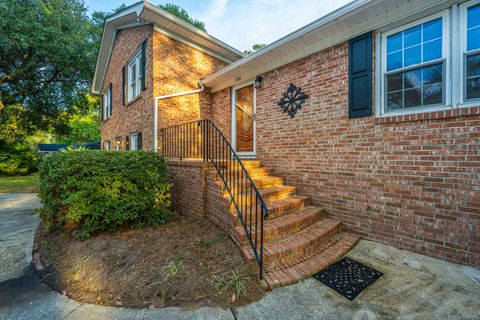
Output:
(1, 193), (479, 320)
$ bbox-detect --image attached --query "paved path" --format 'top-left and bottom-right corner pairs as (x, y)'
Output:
(1, 193), (479, 319)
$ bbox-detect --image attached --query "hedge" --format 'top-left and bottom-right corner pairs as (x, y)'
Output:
(38, 151), (171, 238)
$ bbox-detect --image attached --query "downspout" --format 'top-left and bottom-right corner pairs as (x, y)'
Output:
(153, 81), (205, 153)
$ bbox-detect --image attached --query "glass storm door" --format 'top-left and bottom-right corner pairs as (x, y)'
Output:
(233, 84), (256, 156)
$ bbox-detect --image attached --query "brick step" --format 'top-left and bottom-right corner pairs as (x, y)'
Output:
(261, 233), (361, 289)
(235, 206), (326, 245)
(222, 176), (285, 194)
(266, 195), (311, 219)
(244, 218), (343, 271)
(225, 185), (297, 212)
(212, 167), (273, 181)
(227, 194), (311, 226)
(213, 160), (262, 169)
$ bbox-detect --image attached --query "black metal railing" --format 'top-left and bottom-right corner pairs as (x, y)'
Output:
(160, 119), (268, 279)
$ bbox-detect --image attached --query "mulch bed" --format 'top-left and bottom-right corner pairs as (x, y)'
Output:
(36, 213), (265, 309)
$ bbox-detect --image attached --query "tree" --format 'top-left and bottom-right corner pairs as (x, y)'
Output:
(244, 44), (267, 55)
(158, 3), (206, 31)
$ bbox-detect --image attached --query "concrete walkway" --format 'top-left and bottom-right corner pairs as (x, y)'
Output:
(1, 193), (479, 320)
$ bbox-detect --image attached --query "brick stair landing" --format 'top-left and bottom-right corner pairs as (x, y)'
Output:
(212, 160), (360, 289)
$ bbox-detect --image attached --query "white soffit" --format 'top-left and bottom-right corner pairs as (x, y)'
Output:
(203, 0), (456, 93)
(92, 1), (244, 95)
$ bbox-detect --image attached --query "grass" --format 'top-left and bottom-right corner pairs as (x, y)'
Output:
(0, 175), (39, 193)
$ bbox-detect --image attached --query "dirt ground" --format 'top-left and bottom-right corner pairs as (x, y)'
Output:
(36, 213), (264, 309)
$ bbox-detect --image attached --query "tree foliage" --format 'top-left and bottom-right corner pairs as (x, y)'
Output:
(158, 3), (207, 31)
(244, 44), (267, 55)
(0, 0), (95, 133)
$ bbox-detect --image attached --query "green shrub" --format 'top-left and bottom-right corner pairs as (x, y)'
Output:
(38, 151), (171, 238)
(0, 144), (39, 176)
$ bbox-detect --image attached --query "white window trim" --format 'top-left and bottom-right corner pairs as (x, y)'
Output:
(130, 132), (138, 151)
(127, 49), (142, 102)
(102, 85), (112, 120)
(105, 140), (110, 151)
(378, 10), (451, 117)
(459, 0), (480, 105)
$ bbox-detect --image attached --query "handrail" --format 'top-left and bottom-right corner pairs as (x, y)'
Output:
(160, 119), (268, 279)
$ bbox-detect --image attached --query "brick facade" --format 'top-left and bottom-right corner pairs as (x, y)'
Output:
(167, 160), (210, 218)
(100, 22), (479, 268)
(101, 25), (154, 150)
(101, 26), (227, 151)
(210, 41), (480, 267)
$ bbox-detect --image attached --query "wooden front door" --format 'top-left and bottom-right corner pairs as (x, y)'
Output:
(232, 84), (256, 156)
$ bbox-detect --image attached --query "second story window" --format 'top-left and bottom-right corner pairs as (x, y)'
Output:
(128, 50), (142, 102)
(102, 84), (112, 120)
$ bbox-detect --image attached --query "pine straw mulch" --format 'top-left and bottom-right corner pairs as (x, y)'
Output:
(36, 213), (265, 309)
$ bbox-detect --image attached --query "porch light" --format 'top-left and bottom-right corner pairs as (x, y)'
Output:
(254, 76), (263, 89)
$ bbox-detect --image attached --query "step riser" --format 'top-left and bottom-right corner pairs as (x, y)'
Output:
(221, 178), (285, 195)
(212, 168), (272, 180)
(237, 209), (326, 246)
(263, 222), (343, 271)
(267, 197), (311, 220)
(228, 196), (311, 227)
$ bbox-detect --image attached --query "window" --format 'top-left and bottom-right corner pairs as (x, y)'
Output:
(128, 50), (142, 102)
(463, 2), (480, 101)
(382, 12), (447, 113)
(102, 84), (112, 120)
(130, 132), (138, 151)
(104, 140), (110, 151)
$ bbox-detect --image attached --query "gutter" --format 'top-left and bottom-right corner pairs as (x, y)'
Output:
(153, 81), (205, 152)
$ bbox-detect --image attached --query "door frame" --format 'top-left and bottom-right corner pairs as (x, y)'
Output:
(231, 81), (257, 158)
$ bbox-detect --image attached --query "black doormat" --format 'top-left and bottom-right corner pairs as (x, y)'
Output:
(313, 257), (382, 300)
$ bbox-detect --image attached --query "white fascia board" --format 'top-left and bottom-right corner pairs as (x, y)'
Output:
(205, 0), (456, 92)
(153, 26), (236, 64)
(203, 0), (377, 88)
(92, 2), (144, 94)
(143, 1), (244, 59)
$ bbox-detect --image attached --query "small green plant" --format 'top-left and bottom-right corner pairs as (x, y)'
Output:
(213, 270), (247, 297)
(213, 274), (230, 294)
(164, 258), (183, 278)
(195, 237), (219, 248)
(230, 270), (247, 297)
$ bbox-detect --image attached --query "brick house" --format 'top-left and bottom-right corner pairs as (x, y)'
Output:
(93, 0), (480, 286)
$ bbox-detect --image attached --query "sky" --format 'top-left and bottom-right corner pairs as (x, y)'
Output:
(84, 0), (353, 52)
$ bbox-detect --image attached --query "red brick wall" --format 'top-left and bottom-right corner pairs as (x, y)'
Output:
(101, 25), (154, 150)
(101, 26), (228, 151)
(210, 88), (232, 142)
(211, 41), (480, 267)
(153, 32), (227, 151)
(167, 160), (210, 218)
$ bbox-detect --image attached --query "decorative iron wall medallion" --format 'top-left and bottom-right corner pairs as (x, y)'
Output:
(277, 83), (308, 118)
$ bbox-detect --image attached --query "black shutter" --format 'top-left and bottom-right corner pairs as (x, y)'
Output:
(125, 135), (130, 151)
(109, 83), (113, 116)
(348, 32), (372, 118)
(122, 65), (126, 105)
(141, 39), (146, 91)
(137, 132), (142, 150)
